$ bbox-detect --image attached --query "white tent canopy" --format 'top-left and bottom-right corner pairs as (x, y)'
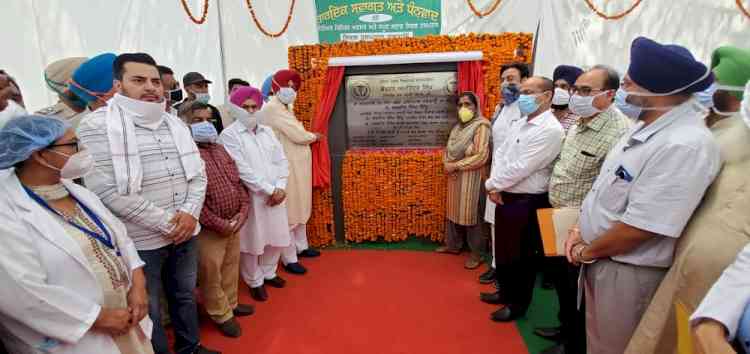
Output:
(1, 0), (747, 112)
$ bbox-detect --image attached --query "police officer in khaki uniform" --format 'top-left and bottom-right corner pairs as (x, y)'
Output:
(35, 57), (88, 128)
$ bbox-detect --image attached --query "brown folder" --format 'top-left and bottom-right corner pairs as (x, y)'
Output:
(537, 208), (579, 256)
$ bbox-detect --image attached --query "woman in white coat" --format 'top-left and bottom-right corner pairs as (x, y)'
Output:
(0, 115), (153, 354)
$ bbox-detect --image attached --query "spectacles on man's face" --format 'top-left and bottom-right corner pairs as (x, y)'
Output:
(49, 141), (80, 153)
(570, 85), (605, 96)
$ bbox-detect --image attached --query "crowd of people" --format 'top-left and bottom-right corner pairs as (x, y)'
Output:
(436, 37), (750, 354)
(0, 35), (748, 354)
(0, 53), (321, 354)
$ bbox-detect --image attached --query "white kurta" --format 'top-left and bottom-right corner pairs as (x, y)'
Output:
(0, 172), (152, 354)
(484, 102), (523, 223)
(219, 121), (292, 255)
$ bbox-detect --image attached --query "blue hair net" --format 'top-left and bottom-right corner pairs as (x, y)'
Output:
(0, 115), (70, 169)
(261, 74), (274, 101)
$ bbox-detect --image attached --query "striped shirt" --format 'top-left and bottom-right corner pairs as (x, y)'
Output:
(78, 109), (207, 250)
(549, 106), (630, 208)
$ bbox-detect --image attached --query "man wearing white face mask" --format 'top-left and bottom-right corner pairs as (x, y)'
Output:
(568, 37), (721, 354)
(551, 65), (584, 133)
(539, 65), (630, 354)
(219, 90), (292, 303)
(77, 53), (218, 354)
(625, 46), (750, 354)
(265, 69), (324, 276)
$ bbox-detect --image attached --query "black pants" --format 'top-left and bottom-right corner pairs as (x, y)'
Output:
(494, 192), (549, 315)
(549, 257), (587, 353)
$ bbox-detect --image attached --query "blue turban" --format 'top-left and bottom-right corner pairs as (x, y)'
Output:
(627, 37), (714, 94)
(553, 65), (584, 86)
(0, 115), (70, 169)
(69, 53), (116, 104)
(261, 74), (274, 101)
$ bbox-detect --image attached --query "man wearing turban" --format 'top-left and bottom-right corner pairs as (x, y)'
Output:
(567, 37), (721, 354)
(626, 45), (750, 354)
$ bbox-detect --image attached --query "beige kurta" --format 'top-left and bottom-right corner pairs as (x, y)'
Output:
(445, 121), (491, 226)
(262, 96), (316, 225)
(625, 115), (750, 354)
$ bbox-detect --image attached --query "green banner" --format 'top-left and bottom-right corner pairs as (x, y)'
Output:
(316, 0), (441, 44)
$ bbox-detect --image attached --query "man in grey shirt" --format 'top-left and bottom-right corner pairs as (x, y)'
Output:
(566, 37), (721, 354)
(78, 53), (218, 354)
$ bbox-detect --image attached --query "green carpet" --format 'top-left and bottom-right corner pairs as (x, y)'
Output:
(328, 237), (560, 354)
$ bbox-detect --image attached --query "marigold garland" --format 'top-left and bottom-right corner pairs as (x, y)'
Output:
(288, 33), (532, 246)
(342, 149), (447, 243)
(583, 0), (643, 20)
(738, 0), (750, 19)
(179, 0), (210, 25)
(467, 0), (503, 18)
(245, 0), (296, 38)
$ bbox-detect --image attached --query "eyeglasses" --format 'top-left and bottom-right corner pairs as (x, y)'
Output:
(570, 86), (606, 96)
(49, 142), (80, 153)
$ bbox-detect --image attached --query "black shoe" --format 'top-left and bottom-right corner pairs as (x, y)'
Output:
(490, 306), (518, 322)
(249, 285), (268, 302)
(265, 276), (286, 288)
(284, 262), (308, 275)
(480, 290), (504, 305)
(233, 304), (255, 317)
(299, 248), (321, 258)
(534, 326), (563, 341)
(479, 268), (496, 284)
(216, 317), (242, 338)
(195, 345), (222, 354)
(540, 344), (566, 354)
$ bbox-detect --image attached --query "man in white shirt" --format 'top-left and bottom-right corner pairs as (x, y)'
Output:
(483, 76), (564, 322)
(219, 108), (291, 302)
(479, 62), (530, 286)
(567, 37), (721, 354)
(78, 53), (218, 354)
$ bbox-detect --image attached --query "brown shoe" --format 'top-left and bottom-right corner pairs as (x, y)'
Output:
(464, 257), (481, 269)
(435, 246), (461, 254)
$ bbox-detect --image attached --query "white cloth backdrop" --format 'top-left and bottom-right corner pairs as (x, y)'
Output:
(1, 0), (747, 112)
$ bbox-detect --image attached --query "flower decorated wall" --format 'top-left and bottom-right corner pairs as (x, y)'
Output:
(289, 33), (533, 247)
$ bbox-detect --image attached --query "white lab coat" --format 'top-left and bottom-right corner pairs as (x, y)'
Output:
(219, 121), (292, 255)
(484, 102), (523, 223)
(0, 172), (152, 354)
(691, 243), (750, 341)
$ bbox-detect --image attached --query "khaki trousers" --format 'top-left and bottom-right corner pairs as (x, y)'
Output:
(198, 228), (240, 324)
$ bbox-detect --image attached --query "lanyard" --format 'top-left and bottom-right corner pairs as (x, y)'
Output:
(23, 186), (120, 256)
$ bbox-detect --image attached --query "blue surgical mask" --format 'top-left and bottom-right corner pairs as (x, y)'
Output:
(694, 83), (716, 109)
(615, 88), (643, 120)
(518, 94), (540, 116)
(194, 92), (211, 104)
(277, 87), (297, 105)
(190, 121), (218, 143)
(502, 83), (521, 105)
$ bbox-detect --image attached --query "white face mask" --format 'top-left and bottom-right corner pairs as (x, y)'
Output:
(569, 91), (608, 118)
(552, 88), (571, 106)
(0, 100), (27, 129)
(44, 149), (94, 180)
(195, 92), (211, 104)
(113, 93), (166, 129)
(710, 84), (746, 116)
(277, 87), (297, 105)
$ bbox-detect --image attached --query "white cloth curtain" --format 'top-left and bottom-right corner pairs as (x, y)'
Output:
(1, 0), (747, 112)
